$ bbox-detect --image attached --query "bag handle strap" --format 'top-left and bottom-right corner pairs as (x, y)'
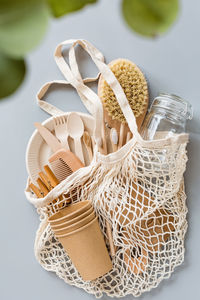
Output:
(36, 76), (104, 147)
(37, 76), (100, 116)
(37, 39), (102, 117)
(37, 80), (69, 116)
(54, 39), (140, 139)
(37, 39), (141, 145)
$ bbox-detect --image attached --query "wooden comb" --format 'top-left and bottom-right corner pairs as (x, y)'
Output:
(34, 122), (84, 182)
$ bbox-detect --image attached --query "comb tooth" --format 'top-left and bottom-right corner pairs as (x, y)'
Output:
(50, 159), (73, 182)
(49, 149), (84, 172)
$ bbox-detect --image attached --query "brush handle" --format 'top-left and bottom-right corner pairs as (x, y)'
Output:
(118, 123), (125, 149)
(126, 131), (132, 143)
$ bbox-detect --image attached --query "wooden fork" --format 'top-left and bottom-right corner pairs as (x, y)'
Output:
(53, 115), (69, 150)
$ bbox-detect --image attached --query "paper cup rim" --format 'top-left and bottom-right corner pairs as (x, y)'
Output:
(51, 206), (94, 229)
(52, 211), (96, 234)
(48, 200), (92, 223)
(56, 216), (98, 238)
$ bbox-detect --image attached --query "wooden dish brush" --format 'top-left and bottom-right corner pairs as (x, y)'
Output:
(98, 58), (149, 148)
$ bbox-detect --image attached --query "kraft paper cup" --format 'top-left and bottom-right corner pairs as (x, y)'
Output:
(55, 217), (113, 281)
(124, 247), (148, 275)
(51, 206), (94, 230)
(52, 211), (96, 235)
(48, 200), (92, 225)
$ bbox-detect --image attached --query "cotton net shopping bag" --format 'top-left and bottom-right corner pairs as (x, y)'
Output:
(25, 39), (189, 298)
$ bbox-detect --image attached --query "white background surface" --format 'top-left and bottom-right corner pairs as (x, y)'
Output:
(0, 0), (200, 299)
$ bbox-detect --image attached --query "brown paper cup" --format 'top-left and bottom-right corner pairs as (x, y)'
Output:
(48, 200), (92, 225)
(51, 206), (94, 230)
(52, 211), (96, 235)
(124, 248), (148, 274)
(114, 183), (155, 227)
(55, 217), (113, 281)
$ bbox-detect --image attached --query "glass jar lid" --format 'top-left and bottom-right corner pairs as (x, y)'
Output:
(151, 93), (193, 120)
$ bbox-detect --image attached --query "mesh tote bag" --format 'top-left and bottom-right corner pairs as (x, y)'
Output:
(25, 39), (189, 298)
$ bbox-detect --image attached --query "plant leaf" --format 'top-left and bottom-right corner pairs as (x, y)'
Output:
(47, 0), (97, 18)
(122, 0), (179, 37)
(0, 0), (49, 58)
(0, 52), (25, 99)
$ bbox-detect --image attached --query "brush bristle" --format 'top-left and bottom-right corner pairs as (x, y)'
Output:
(99, 59), (148, 123)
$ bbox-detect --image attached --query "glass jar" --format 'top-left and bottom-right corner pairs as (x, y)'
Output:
(140, 93), (193, 140)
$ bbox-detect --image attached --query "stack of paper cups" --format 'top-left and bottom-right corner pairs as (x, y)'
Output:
(49, 200), (112, 281)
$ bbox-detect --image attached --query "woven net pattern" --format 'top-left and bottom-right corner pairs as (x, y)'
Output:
(29, 138), (188, 298)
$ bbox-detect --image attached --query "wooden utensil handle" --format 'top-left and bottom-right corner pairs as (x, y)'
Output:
(44, 165), (59, 187)
(29, 183), (42, 198)
(74, 138), (85, 164)
(37, 178), (49, 196)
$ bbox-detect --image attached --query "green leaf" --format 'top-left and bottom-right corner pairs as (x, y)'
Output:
(0, 52), (25, 99)
(122, 0), (179, 37)
(47, 0), (97, 18)
(0, 0), (50, 58)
